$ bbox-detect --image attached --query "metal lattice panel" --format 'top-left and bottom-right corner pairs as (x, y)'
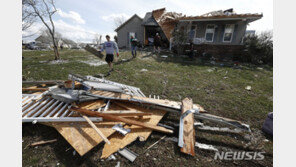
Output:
(22, 94), (102, 123)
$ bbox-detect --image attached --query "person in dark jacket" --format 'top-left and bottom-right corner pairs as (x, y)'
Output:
(130, 36), (138, 58)
(153, 33), (161, 54)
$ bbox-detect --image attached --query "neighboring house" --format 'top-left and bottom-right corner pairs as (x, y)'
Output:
(115, 9), (171, 48)
(35, 35), (78, 49)
(62, 38), (78, 49)
(115, 14), (144, 48)
(115, 8), (262, 56)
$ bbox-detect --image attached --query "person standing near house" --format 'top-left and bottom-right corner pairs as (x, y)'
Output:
(100, 35), (119, 73)
(130, 36), (138, 58)
(188, 39), (194, 59)
(114, 35), (118, 44)
(153, 33), (161, 54)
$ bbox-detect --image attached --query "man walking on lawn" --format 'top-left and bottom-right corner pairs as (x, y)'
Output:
(101, 35), (119, 73)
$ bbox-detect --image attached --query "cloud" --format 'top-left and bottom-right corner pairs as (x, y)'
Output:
(57, 8), (85, 24)
(22, 19), (116, 43)
(101, 13), (130, 22)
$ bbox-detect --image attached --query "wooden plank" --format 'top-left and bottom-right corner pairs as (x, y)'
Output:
(48, 101), (118, 156)
(101, 103), (166, 158)
(82, 115), (111, 144)
(22, 88), (48, 91)
(101, 110), (152, 116)
(180, 98), (195, 156)
(91, 90), (205, 112)
(77, 100), (105, 110)
(71, 107), (173, 134)
(47, 121), (119, 156)
(23, 80), (64, 84)
(30, 139), (57, 146)
(112, 102), (137, 111)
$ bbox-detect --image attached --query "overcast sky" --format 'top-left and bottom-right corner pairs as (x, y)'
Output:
(22, 0), (273, 43)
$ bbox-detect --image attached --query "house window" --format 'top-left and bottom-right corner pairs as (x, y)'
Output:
(205, 24), (215, 42)
(223, 24), (235, 42)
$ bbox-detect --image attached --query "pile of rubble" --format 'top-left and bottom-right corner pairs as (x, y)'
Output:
(22, 74), (251, 162)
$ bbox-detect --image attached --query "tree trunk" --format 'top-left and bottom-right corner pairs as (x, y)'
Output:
(53, 45), (59, 60)
(52, 36), (60, 60)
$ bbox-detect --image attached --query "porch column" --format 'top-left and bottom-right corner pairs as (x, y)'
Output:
(143, 26), (146, 45)
(187, 21), (192, 33)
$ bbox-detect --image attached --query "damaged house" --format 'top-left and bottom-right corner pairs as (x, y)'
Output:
(115, 8), (262, 57)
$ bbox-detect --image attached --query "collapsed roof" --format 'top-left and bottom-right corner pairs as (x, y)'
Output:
(152, 8), (183, 41)
(178, 8), (263, 22)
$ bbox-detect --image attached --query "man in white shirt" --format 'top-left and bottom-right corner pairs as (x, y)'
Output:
(100, 35), (119, 73)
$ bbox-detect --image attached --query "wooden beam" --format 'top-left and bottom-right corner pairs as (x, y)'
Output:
(22, 80), (64, 84)
(71, 107), (173, 134)
(180, 98), (195, 156)
(82, 115), (111, 144)
(102, 111), (152, 116)
(22, 88), (48, 91)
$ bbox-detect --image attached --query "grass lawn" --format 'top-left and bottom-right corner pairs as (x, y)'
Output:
(22, 49), (273, 166)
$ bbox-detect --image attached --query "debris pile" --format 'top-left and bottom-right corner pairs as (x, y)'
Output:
(22, 74), (251, 161)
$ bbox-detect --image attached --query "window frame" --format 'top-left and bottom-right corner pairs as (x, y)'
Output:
(223, 24), (235, 43)
(204, 24), (215, 42)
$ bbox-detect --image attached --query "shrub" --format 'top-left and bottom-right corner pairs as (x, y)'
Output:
(172, 26), (188, 55)
(243, 31), (273, 66)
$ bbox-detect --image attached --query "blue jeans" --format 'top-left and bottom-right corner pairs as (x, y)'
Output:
(131, 45), (137, 57)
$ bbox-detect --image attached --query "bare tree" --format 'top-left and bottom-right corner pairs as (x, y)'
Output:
(93, 33), (102, 45)
(27, 0), (60, 60)
(114, 16), (126, 29)
(22, 0), (36, 31)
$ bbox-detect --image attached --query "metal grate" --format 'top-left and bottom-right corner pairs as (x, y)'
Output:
(22, 94), (102, 123)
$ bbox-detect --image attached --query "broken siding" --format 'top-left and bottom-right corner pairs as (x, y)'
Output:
(117, 17), (144, 48)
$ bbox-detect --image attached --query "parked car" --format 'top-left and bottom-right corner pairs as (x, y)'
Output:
(26, 42), (40, 50)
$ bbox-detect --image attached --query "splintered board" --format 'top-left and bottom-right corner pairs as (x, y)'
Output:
(180, 98), (195, 156)
(101, 102), (166, 159)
